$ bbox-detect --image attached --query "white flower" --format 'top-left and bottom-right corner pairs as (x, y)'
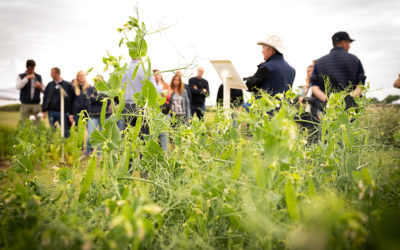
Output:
(29, 115), (36, 121)
(37, 112), (44, 118)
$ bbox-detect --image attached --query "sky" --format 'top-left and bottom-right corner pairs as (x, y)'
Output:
(0, 0), (399, 105)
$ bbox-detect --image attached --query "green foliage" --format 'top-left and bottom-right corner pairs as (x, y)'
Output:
(1, 13), (400, 250)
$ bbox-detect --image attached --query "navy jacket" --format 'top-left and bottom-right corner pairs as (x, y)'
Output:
(71, 86), (90, 116)
(189, 77), (209, 106)
(310, 47), (366, 94)
(42, 80), (73, 115)
(19, 73), (42, 104)
(86, 86), (110, 116)
(246, 53), (296, 97)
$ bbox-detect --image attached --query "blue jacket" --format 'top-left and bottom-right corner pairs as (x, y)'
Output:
(246, 53), (296, 97)
(18, 73), (43, 104)
(310, 47), (366, 93)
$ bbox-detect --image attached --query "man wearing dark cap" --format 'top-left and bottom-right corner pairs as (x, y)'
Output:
(16, 59), (44, 125)
(310, 31), (366, 108)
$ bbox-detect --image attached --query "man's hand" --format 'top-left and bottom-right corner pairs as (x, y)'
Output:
(69, 115), (74, 124)
(193, 85), (198, 90)
(350, 85), (362, 98)
(311, 86), (327, 103)
(27, 74), (35, 79)
(34, 81), (43, 91)
(42, 112), (47, 118)
(202, 88), (207, 93)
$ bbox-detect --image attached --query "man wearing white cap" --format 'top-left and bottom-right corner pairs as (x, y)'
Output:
(245, 34), (296, 97)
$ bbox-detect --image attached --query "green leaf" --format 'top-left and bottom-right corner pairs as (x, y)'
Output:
(79, 156), (96, 203)
(90, 130), (106, 148)
(285, 180), (299, 220)
(100, 99), (108, 128)
(117, 142), (130, 177)
(142, 80), (157, 107)
(77, 111), (86, 147)
(59, 167), (72, 183)
(253, 155), (266, 188)
(128, 16), (139, 28)
(232, 146), (242, 180)
(86, 67), (93, 75)
(116, 82), (127, 119)
(132, 116), (142, 140)
(119, 38), (124, 47)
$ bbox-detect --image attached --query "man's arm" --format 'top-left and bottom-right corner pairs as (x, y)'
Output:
(16, 75), (31, 90)
(245, 65), (268, 91)
(189, 78), (202, 95)
(351, 85), (362, 98)
(204, 80), (210, 97)
(311, 86), (327, 103)
(42, 84), (49, 112)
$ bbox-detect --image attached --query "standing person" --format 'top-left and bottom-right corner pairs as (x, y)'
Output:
(245, 34), (296, 98)
(153, 69), (170, 114)
(69, 71), (90, 125)
(120, 58), (162, 133)
(176, 70), (192, 107)
(16, 59), (44, 125)
(170, 74), (191, 124)
(310, 31), (366, 110)
(86, 75), (110, 155)
(189, 67), (209, 120)
(42, 67), (73, 137)
(216, 84), (244, 108)
(153, 69), (169, 152)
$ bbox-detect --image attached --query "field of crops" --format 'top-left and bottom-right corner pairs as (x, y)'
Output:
(1, 16), (400, 250)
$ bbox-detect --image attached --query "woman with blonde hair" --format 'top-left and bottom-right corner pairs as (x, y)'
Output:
(69, 70), (91, 125)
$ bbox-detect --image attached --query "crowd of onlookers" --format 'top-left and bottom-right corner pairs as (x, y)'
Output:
(15, 30), (400, 153)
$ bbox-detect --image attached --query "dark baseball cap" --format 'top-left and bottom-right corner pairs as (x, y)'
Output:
(332, 31), (355, 42)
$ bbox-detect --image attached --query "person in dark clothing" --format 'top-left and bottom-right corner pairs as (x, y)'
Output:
(85, 76), (110, 155)
(243, 34), (295, 114)
(189, 67), (209, 120)
(16, 59), (44, 125)
(310, 31), (366, 110)
(216, 84), (244, 108)
(245, 34), (295, 98)
(42, 67), (73, 137)
(69, 71), (91, 125)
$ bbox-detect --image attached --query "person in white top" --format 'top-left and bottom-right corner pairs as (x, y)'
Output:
(16, 59), (44, 126)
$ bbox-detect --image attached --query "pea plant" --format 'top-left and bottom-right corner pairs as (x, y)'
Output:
(1, 13), (399, 250)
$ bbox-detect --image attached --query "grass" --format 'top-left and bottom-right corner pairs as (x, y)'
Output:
(0, 111), (20, 129)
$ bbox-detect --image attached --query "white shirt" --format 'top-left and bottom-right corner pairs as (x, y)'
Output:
(121, 60), (162, 104)
(16, 74), (43, 100)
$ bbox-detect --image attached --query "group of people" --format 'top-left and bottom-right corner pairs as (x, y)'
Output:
(16, 59), (211, 153)
(17, 30), (370, 153)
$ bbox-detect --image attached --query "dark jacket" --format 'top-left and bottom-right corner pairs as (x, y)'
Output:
(71, 85), (90, 116)
(42, 80), (73, 115)
(310, 47), (366, 94)
(216, 84), (244, 108)
(246, 53), (296, 97)
(87, 86), (110, 116)
(18, 73), (42, 104)
(189, 77), (209, 106)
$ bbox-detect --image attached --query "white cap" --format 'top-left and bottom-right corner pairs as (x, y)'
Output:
(257, 34), (285, 54)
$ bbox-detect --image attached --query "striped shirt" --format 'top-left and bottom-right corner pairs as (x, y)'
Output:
(310, 47), (366, 94)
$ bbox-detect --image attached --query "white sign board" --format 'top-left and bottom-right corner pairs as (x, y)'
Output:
(210, 60), (247, 90)
(210, 60), (247, 109)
